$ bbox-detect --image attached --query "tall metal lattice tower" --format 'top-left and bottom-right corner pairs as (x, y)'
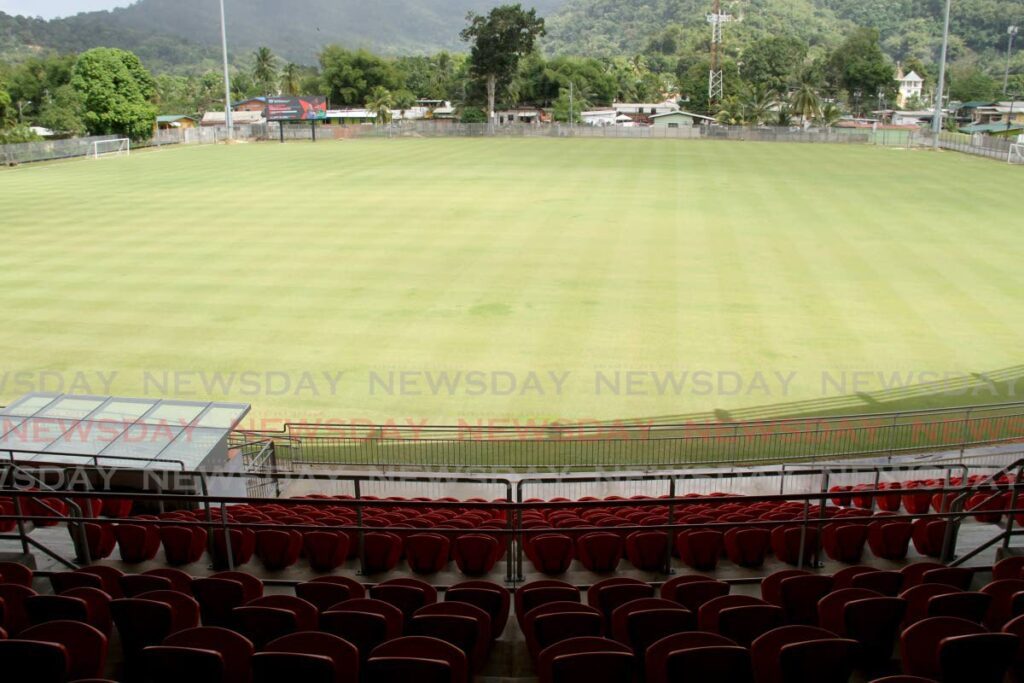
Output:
(707, 0), (733, 104)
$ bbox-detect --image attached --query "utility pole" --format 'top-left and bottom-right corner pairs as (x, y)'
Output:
(569, 81), (574, 130)
(932, 0), (952, 148)
(1006, 26), (1019, 96)
(706, 0), (733, 105)
(219, 0), (234, 140)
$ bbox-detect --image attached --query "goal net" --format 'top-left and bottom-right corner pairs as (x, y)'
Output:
(91, 138), (130, 159)
(1009, 143), (1024, 165)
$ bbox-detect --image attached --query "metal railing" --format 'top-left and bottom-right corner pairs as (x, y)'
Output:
(3, 458), (1024, 585)
(236, 401), (1024, 471)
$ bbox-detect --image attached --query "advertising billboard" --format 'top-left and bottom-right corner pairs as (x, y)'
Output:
(265, 96), (328, 122)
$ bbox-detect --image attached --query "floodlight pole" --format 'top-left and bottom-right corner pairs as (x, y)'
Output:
(218, 0), (234, 140)
(931, 0), (952, 148)
(1006, 26), (1020, 96)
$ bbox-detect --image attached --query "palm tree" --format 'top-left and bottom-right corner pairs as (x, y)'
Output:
(281, 63), (302, 96)
(252, 47), (279, 96)
(366, 86), (395, 125)
(791, 82), (820, 124)
(816, 102), (842, 128)
(716, 96), (745, 126)
(742, 87), (775, 126)
(775, 104), (794, 127)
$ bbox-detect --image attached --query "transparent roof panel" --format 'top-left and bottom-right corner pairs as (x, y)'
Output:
(139, 402), (207, 427)
(45, 419), (131, 455)
(0, 393), (250, 466)
(193, 406), (249, 429)
(38, 396), (107, 420)
(101, 424), (185, 459)
(0, 416), (26, 440)
(0, 417), (69, 452)
(89, 399), (157, 424)
(158, 427), (227, 468)
(0, 394), (60, 417)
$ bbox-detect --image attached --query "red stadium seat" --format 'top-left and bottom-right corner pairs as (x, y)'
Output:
(61, 587), (112, 635)
(0, 562), (33, 587)
(625, 531), (669, 571)
(452, 534), (500, 576)
(724, 527), (770, 568)
(528, 534), (575, 575)
(900, 583), (960, 626)
(368, 636), (468, 683)
(778, 574), (834, 625)
(900, 616), (987, 680)
(233, 606), (299, 648)
(191, 577), (247, 627)
(247, 595), (319, 631)
(119, 574), (173, 597)
(751, 625), (857, 683)
(911, 519), (948, 558)
(661, 577), (730, 613)
(50, 571), (103, 593)
(576, 532), (624, 573)
(522, 602), (604, 660)
(994, 556), (1024, 581)
(211, 528), (256, 568)
(850, 570), (904, 596)
(21, 620), (107, 680)
(409, 611), (487, 672)
(817, 587), (881, 634)
(0, 584), (36, 635)
(821, 523), (867, 563)
(362, 532), (403, 574)
(645, 632), (742, 683)
(587, 577), (654, 622)
(446, 581), (510, 640)
(114, 524), (160, 563)
(24, 594), (90, 627)
(980, 578), (1024, 629)
(938, 632), (1016, 683)
(370, 578), (436, 620)
(677, 530), (724, 571)
(110, 598), (174, 675)
(0, 639), (69, 683)
(405, 533), (451, 574)
(867, 520), (913, 561)
(900, 562), (946, 589)
(308, 575), (365, 598)
(164, 626), (254, 683)
(761, 569), (811, 606)
(303, 531), (350, 572)
(770, 526), (819, 566)
(140, 645), (225, 683)
(255, 529), (303, 571)
(210, 571), (263, 602)
(159, 525), (207, 566)
(252, 651), (340, 683)
(515, 580), (580, 627)
(921, 567), (973, 590)
(535, 636), (634, 683)
(321, 598), (403, 661)
(263, 631), (360, 683)
(609, 597), (695, 653)
(927, 591), (991, 623)
(717, 604), (785, 647)
(295, 581), (352, 613)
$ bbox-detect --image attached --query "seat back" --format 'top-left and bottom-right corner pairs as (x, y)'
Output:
(21, 620), (107, 680)
(141, 646), (225, 683)
(165, 626), (254, 683)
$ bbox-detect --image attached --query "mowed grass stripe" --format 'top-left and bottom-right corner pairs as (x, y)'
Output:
(1, 138), (1022, 425)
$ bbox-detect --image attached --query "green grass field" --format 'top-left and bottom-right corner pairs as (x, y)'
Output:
(1, 138), (1022, 430)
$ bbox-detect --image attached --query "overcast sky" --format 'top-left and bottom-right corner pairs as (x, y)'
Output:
(0, 0), (131, 18)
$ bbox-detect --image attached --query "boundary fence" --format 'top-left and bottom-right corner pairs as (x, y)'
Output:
(235, 401), (1024, 471)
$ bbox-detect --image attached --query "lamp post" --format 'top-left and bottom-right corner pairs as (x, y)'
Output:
(1006, 26), (1019, 96)
(1009, 93), (1019, 135)
(17, 100), (31, 124)
(218, 0), (233, 140)
(932, 0), (952, 147)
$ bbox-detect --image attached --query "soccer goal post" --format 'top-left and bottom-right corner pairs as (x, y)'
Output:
(1009, 143), (1024, 165)
(91, 138), (131, 159)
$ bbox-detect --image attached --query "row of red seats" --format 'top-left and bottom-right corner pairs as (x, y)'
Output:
(0, 561), (508, 682)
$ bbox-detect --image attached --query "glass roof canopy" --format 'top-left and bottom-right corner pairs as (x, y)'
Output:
(0, 393), (251, 470)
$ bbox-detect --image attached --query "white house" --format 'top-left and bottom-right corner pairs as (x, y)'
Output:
(581, 110), (617, 126)
(895, 69), (924, 108)
(613, 101), (681, 118)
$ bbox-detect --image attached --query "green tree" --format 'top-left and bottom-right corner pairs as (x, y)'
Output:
(791, 80), (821, 123)
(552, 85), (589, 123)
(319, 46), (401, 106)
(0, 86), (12, 128)
(949, 66), (998, 102)
(252, 47), (279, 96)
(742, 87), (776, 125)
(459, 106), (486, 123)
(365, 86), (394, 124)
(460, 4), (545, 134)
(826, 28), (895, 116)
(281, 63), (302, 96)
(816, 101), (843, 128)
(71, 48), (157, 140)
(742, 36), (808, 97)
(37, 84), (86, 135)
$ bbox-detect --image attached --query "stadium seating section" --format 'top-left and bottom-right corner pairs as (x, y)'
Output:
(0, 472), (1020, 680)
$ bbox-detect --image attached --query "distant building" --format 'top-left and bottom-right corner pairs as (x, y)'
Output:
(29, 126), (54, 137)
(649, 111), (716, 128)
(201, 111), (265, 126)
(155, 115), (198, 134)
(324, 109), (377, 124)
(581, 110), (617, 126)
(895, 68), (924, 108)
(232, 97), (268, 113)
(613, 101), (680, 125)
(496, 108), (544, 125)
